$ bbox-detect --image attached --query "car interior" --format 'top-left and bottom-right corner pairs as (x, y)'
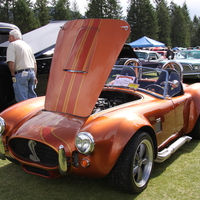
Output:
(106, 66), (184, 98)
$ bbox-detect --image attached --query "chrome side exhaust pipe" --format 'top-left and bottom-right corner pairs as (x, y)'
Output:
(155, 136), (192, 163)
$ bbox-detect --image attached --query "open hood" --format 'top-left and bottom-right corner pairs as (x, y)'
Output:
(45, 19), (130, 117)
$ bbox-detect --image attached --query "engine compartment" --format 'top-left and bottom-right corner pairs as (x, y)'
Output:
(92, 89), (141, 114)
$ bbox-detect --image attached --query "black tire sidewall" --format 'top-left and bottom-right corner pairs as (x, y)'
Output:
(109, 131), (154, 194)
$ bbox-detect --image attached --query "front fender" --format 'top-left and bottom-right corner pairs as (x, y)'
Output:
(0, 96), (45, 138)
(78, 113), (155, 177)
(103, 114), (154, 169)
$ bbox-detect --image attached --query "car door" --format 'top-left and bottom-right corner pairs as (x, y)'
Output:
(147, 98), (176, 147)
(171, 94), (191, 133)
(153, 94), (190, 148)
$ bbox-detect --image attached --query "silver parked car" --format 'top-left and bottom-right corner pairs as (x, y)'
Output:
(174, 50), (200, 79)
(134, 50), (164, 68)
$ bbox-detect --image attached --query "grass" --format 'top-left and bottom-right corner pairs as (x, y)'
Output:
(0, 140), (199, 200)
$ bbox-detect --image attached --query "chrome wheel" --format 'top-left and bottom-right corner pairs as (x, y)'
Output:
(109, 131), (155, 194)
(133, 139), (154, 188)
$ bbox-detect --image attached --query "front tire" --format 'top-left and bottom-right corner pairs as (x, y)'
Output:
(109, 131), (154, 194)
(6, 156), (19, 164)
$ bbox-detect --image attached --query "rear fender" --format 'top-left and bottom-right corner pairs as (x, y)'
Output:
(184, 83), (200, 132)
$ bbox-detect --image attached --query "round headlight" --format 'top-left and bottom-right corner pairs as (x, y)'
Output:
(0, 117), (5, 134)
(194, 65), (200, 70)
(75, 132), (94, 155)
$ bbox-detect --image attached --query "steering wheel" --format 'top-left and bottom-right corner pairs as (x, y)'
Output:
(145, 84), (164, 94)
(162, 61), (183, 81)
(124, 58), (141, 77)
(163, 62), (174, 69)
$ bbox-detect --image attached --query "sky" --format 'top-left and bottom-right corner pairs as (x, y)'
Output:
(72, 0), (199, 19)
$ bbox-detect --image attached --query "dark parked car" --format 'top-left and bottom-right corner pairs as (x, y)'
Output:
(0, 22), (21, 111)
(0, 21), (65, 111)
(0, 43), (52, 111)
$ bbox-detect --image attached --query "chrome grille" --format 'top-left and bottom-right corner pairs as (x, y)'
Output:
(9, 138), (58, 167)
(182, 64), (192, 72)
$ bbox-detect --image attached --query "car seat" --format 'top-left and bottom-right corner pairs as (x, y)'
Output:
(168, 71), (184, 97)
(155, 68), (183, 96)
(120, 66), (136, 76)
(155, 71), (167, 85)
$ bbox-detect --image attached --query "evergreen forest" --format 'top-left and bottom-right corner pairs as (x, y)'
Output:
(1, 0), (200, 48)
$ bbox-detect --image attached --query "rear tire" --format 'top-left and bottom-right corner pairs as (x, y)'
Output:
(189, 117), (200, 139)
(109, 131), (154, 194)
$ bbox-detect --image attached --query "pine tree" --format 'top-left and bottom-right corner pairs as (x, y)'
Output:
(191, 15), (200, 46)
(85, 0), (105, 18)
(181, 2), (192, 47)
(51, 0), (72, 20)
(195, 26), (200, 46)
(13, 0), (40, 33)
(85, 0), (122, 19)
(104, 0), (122, 19)
(155, 0), (171, 46)
(71, 0), (83, 19)
(170, 2), (188, 47)
(127, 0), (158, 42)
(0, 0), (10, 22)
(34, 0), (50, 26)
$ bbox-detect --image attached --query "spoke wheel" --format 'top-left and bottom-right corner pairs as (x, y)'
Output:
(109, 131), (154, 194)
(124, 58), (141, 66)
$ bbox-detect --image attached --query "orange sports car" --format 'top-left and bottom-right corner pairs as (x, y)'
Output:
(0, 19), (200, 194)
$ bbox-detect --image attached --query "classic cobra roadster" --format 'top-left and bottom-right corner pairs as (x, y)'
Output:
(0, 19), (200, 194)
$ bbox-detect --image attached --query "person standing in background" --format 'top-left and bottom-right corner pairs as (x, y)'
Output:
(6, 29), (37, 102)
(166, 46), (174, 60)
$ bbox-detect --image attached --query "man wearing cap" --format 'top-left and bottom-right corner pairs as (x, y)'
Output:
(6, 29), (37, 102)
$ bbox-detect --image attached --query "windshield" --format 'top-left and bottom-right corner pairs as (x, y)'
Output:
(105, 65), (183, 98)
(176, 50), (200, 59)
(157, 52), (165, 56)
(135, 52), (148, 60)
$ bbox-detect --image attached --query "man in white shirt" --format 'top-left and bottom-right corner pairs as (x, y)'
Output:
(6, 29), (37, 102)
